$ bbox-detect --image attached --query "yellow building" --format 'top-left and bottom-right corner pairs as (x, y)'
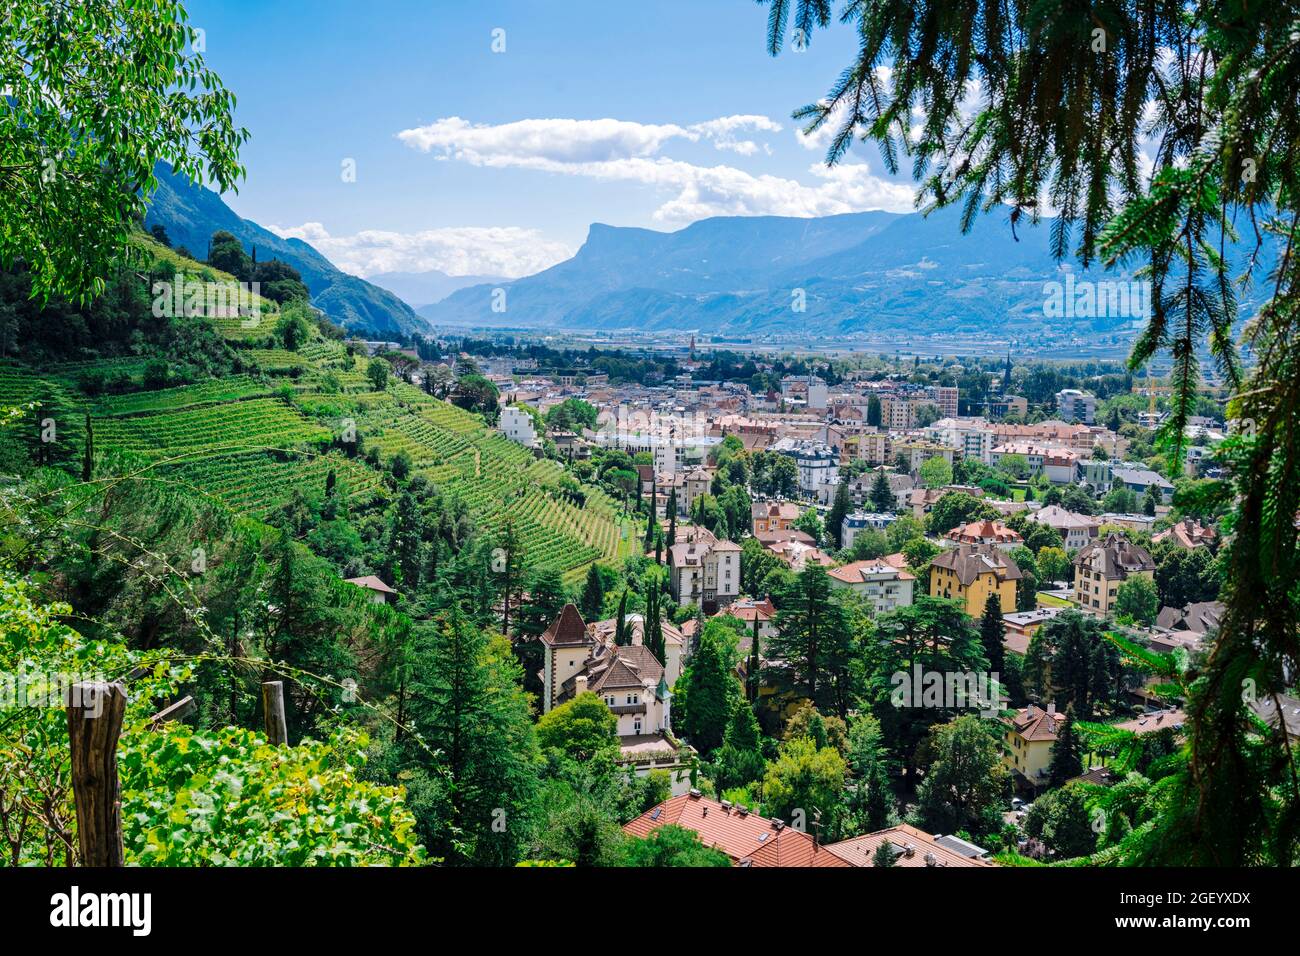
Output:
(929, 545), (1021, 617)
(1072, 533), (1157, 618)
(1003, 704), (1065, 788)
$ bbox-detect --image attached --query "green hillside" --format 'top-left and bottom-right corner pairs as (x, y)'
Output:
(0, 238), (635, 581)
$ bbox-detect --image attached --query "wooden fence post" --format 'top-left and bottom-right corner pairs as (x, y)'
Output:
(67, 681), (127, 867)
(261, 680), (288, 745)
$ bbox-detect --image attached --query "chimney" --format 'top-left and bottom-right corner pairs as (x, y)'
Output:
(574, 674), (588, 697)
(1046, 699), (1056, 716)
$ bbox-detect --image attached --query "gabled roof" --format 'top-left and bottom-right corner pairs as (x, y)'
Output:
(824, 823), (996, 867)
(344, 575), (396, 595)
(944, 519), (1022, 545)
(623, 793), (850, 867)
(540, 603), (591, 647)
(1155, 600), (1224, 634)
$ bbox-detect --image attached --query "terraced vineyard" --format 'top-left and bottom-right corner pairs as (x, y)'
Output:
(1, 281), (635, 577)
(93, 398), (331, 459)
(163, 449), (382, 517)
(93, 376), (272, 416)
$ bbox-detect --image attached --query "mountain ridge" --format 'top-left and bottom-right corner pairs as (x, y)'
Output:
(145, 165), (428, 337)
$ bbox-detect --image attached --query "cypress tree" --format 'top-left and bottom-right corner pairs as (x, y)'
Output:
(81, 413), (93, 483)
(579, 563), (605, 621)
(614, 589), (629, 646)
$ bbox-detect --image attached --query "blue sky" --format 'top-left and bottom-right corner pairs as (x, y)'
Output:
(185, 0), (915, 278)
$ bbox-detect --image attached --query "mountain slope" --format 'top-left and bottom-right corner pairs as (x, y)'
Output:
(145, 165), (427, 337)
(421, 206), (1155, 337)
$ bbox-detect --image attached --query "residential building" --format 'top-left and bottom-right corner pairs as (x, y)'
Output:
(1026, 505), (1101, 551)
(771, 438), (838, 496)
(1110, 465), (1175, 503)
(668, 528), (741, 613)
(827, 560), (916, 615)
(1152, 517), (1218, 550)
(1003, 704), (1066, 788)
(892, 438), (958, 471)
(1073, 533), (1157, 617)
(682, 467), (712, 515)
(751, 500), (800, 535)
(840, 511), (897, 550)
(780, 374), (829, 411)
(343, 575), (397, 605)
(497, 405), (539, 448)
(925, 417), (995, 463)
(1002, 607), (1064, 654)
(541, 604), (694, 794)
(942, 518), (1023, 551)
(929, 544), (1022, 616)
(721, 597), (778, 642)
(1056, 388), (1097, 424)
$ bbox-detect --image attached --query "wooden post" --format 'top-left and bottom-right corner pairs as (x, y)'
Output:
(66, 681), (127, 867)
(148, 695), (195, 730)
(261, 680), (288, 745)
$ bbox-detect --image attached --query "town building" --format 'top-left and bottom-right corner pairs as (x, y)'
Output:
(929, 545), (1022, 616)
(668, 528), (741, 612)
(942, 518), (1023, 551)
(1056, 388), (1097, 424)
(771, 437), (838, 497)
(840, 511), (897, 550)
(827, 560), (916, 615)
(1003, 704), (1066, 788)
(1073, 533), (1157, 617)
(1025, 505), (1101, 550)
(497, 405), (539, 449)
(1152, 517), (1218, 550)
(751, 500), (800, 535)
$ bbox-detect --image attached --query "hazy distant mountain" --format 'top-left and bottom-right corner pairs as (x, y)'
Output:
(145, 165), (428, 337)
(369, 269), (503, 309)
(421, 206), (1162, 337)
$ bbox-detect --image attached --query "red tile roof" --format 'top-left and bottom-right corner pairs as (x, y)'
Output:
(825, 823), (996, 867)
(540, 603), (590, 647)
(623, 793), (850, 866)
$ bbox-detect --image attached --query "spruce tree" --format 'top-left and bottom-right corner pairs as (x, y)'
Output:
(979, 591), (1005, 676)
(1048, 709), (1084, 787)
(869, 468), (896, 511)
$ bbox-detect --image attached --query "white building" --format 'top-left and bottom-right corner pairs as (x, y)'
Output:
(925, 417), (995, 464)
(841, 511), (897, 550)
(771, 437), (838, 497)
(498, 405), (539, 448)
(668, 527), (741, 613)
(540, 604), (695, 795)
(1025, 505), (1101, 551)
(1056, 388), (1097, 424)
(827, 560), (916, 615)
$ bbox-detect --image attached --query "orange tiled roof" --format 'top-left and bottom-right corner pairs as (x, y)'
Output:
(623, 793), (850, 867)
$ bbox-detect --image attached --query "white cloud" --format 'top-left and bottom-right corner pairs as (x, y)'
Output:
(268, 221), (574, 279)
(397, 114), (913, 222)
